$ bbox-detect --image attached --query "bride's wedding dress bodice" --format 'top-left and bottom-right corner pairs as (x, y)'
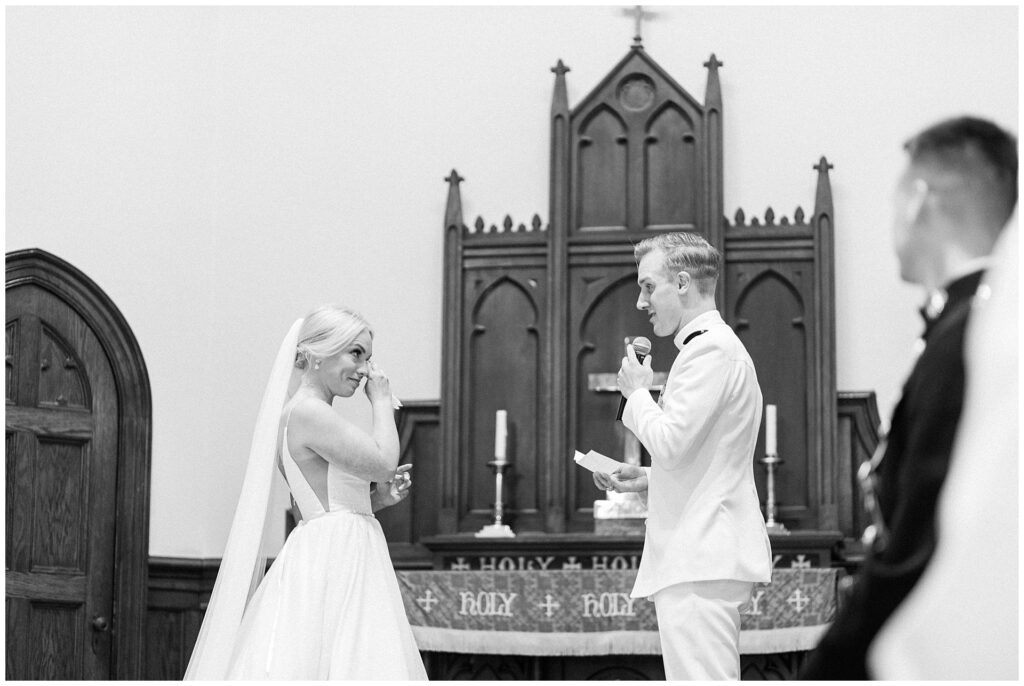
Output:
(280, 427), (373, 519)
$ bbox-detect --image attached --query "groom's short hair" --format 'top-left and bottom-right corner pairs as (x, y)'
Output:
(634, 232), (720, 296)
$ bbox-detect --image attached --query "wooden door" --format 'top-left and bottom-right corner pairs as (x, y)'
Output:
(6, 283), (119, 679)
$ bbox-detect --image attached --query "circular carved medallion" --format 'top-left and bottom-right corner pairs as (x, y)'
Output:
(618, 75), (656, 111)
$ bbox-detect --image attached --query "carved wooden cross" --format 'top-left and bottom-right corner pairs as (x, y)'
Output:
(623, 5), (658, 46)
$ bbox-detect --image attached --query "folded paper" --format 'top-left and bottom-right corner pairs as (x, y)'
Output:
(573, 450), (624, 474)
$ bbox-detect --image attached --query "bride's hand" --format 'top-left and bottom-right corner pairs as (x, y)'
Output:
(364, 360), (392, 404)
(376, 464), (412, 508)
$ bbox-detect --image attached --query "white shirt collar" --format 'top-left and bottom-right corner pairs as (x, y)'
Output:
(673, 310), (722, 350)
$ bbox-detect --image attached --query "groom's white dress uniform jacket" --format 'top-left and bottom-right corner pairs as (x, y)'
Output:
(622, 310), (773, 599)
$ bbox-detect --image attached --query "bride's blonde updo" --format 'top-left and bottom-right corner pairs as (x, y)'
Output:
(294, 304), (373, 370)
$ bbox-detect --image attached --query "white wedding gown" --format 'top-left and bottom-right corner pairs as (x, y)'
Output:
(225, 425), (428, 679)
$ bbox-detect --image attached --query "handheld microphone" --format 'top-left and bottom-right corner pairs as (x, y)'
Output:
(616, 336), (652, 421)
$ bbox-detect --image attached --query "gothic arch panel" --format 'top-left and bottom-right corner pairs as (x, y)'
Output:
(38, 325), (90, 410)
(575, 274), (641, 461)
(575, 106), (628, 231)
(465, 275), (542, 525)
(733, 268), (810, 517)
(644, 102), (699, 229)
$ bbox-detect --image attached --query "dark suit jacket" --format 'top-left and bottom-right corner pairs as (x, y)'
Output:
(799, 270), (984, 680)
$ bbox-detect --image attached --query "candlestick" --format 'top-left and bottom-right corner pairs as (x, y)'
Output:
(476, 458), (515, 538)
(765, 404), (777, 455)
(761, 406), (789, 534)
(494, 410), (507, 460)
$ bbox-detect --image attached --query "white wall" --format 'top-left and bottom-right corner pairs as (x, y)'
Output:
(6, 6), (1017, 558)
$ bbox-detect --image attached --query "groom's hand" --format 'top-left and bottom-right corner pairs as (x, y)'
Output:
(593, 463), (648, 493)
(618, 343), (654, 399)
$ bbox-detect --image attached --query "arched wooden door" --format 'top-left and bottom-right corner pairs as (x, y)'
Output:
(6, 249), (150, 679)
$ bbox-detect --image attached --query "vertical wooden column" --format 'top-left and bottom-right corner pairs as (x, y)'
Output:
(812, 157), (839, 529)
(546, 60), (571, 532)
(703, 54), (725, 304)
(439, 169), (465, 533)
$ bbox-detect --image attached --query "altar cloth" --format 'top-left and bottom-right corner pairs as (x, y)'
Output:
(396, 568), (838, 656)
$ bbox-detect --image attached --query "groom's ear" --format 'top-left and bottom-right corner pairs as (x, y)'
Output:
(675, 270), (691, 293)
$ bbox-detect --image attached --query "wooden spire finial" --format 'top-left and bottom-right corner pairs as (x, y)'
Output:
(814, 156), (834, 218)
(444, 169), (465, 232)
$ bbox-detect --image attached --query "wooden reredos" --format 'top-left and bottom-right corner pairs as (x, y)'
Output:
(436, 44), (839, 536)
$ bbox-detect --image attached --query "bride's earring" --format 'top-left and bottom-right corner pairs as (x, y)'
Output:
(314, 360), (321, 370)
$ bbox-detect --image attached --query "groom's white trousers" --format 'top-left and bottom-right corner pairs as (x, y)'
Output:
(651, 579), (754, 680)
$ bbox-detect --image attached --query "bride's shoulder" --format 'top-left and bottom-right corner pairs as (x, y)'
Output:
(284, 393), (345, 431)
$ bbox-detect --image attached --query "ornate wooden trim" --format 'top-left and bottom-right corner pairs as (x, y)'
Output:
(837, 391), (881, 453)
(573, 45), (705, 123)
(146, 557), (217, 679)
(6, 248), (152, 679)
(440, 173), (464, 533)
(704, 53), (725, 298)
(390, 399), (442, 564)
(813, 158), (839, 529)
(566, 49), (718, 238)
(722, 161), (837, 532)
(547, 59), (571, 532)
(836, 391), (882, 563)
(397, 400), (440, 458)
(439, 47), (844, 539)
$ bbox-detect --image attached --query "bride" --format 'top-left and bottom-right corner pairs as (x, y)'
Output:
(185, 305), (428, 679)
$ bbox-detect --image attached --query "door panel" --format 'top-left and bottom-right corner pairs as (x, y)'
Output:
(5, 284), (118, 679)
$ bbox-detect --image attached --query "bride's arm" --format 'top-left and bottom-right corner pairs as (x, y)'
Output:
(290, 397), (400, 483)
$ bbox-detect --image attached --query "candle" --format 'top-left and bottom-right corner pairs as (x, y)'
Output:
(765, 404), (777, 455)
(494, 410), (508, 460)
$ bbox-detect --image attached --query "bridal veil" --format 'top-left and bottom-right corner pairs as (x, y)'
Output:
(184, 318), (303, 679)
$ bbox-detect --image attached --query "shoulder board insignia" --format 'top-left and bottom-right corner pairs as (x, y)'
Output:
(683, 329), (708, 345)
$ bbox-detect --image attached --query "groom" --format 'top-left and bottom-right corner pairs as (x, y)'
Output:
(595, 232), (772, 680)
